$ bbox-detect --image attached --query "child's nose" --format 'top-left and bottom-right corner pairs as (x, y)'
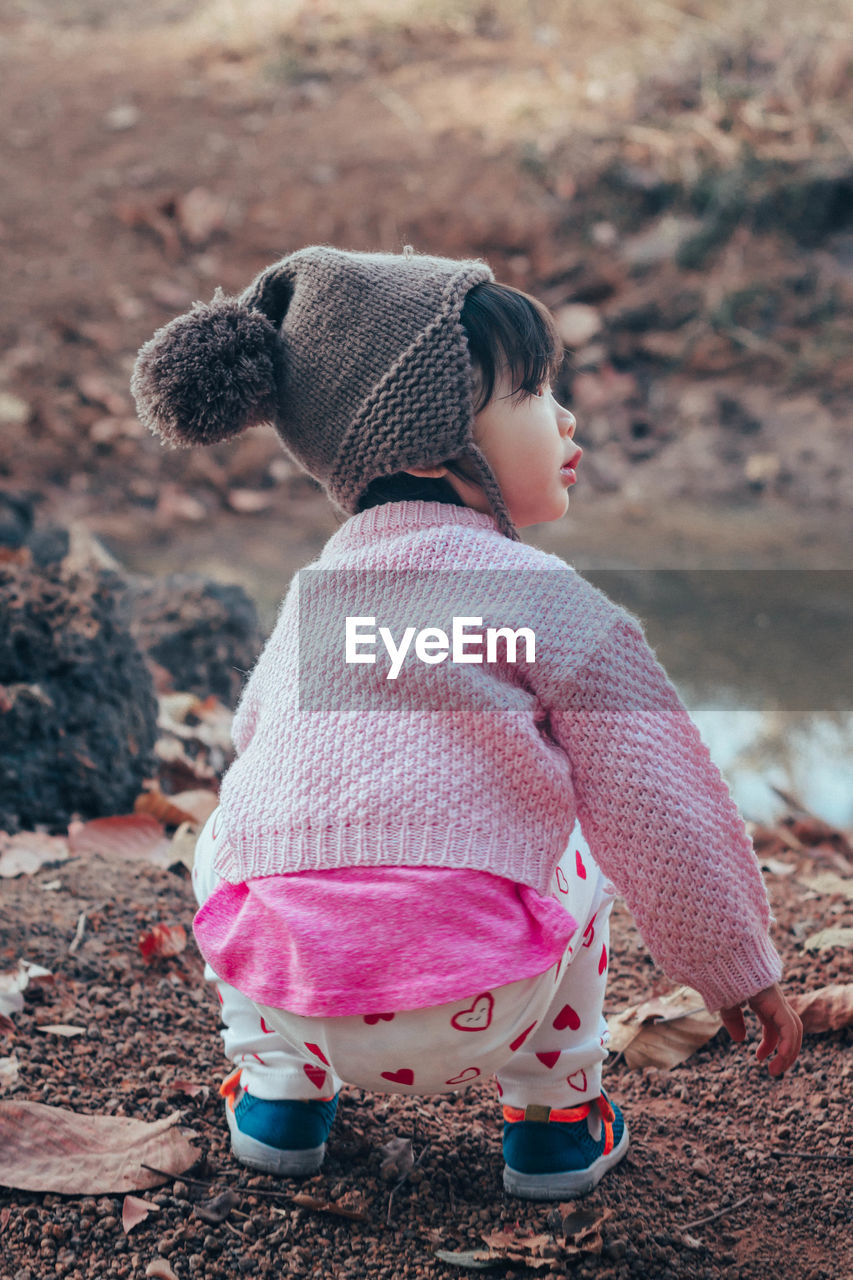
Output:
(560, 407), (576, 436)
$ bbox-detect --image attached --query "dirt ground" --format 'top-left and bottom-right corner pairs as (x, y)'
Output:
(1, 2), (853, 1277)
(1, 821), (851, 1280)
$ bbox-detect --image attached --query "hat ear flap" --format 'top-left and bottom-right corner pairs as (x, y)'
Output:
(131, 286), (287, 447)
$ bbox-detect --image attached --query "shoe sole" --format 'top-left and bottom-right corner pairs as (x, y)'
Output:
(502, 1122), (629, 1201)
(225, 1101), (326, 1176)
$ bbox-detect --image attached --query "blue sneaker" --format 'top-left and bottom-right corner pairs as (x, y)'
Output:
(502, 1091), (628, 1200)
(219, 1069), (339, 1176)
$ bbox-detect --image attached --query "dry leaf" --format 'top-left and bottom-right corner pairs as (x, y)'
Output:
(789, 984), (853, 1032)
(480, 1228), (555, 1266)
(167, 822), (200, 873)
(67, 814), (172, 868)
(175, 187), (228, 246)
(139, 923), (187, 962)
(608, 987), (721, 1068)
(122, 1194), (160, 1234)
(0, 961), (53, 1027)
(555, 1206), (612, 1256)
(193, 1189), (240, 1225)
(145, 1260), (180, 1280)
(0, 1102), (199, 1193)
(135, 788), (218, 829)
(227, 488), (273, 514)
(0, 1056), (21, 1092)
(169, 1080), (208, 1100)
(379, 1135), (414, 1180)
(0, 830), (69, 878)
(802, 927), (853, 953)
(796, 871), (853, 899)
(759, 857), (796, 876)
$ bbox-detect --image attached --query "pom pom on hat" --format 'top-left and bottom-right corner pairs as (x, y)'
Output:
(130, 289), (285, 447)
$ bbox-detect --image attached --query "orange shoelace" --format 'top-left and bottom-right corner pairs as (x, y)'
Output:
(219, 1067), (244, 1113)
(502, 1094), (615, 1155)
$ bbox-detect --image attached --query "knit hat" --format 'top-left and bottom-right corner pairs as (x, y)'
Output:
(131, 244), (521, 540)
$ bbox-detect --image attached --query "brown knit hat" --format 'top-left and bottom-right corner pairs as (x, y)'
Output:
(131, 244), (521, 540)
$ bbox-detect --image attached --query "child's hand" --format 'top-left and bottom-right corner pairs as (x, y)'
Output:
(719, 983), (802, 1076)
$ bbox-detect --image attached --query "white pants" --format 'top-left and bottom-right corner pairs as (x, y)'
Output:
(193, 818), (615, 1110)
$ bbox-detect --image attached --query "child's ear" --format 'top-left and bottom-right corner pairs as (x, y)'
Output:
(402, 464), (449, 479)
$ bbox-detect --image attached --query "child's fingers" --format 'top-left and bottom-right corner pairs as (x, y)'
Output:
(755, 1019), (779, 1063)
(765, 1010), (803, 1076)
(719, 1005), (746, 1042)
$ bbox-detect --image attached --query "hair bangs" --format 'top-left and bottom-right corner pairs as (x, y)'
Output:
(460, 282), (564, 413)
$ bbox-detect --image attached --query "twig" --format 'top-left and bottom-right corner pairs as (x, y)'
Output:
(140, 1164), (305, 1200)
(141, 1164), (214, 1187)
(443, 1168), (455, 1214)
(68, 911), (87, 954)
(770, 1149), (853, 1164)
(387, 1143), (431, 1226)
(683, 1194), (752, 1231)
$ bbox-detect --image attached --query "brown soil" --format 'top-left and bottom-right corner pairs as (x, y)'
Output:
(1, 833), (851, 1280)
(1, 3), (852, 1278)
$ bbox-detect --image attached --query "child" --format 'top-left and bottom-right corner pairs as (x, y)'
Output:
(132, 245), (802, 1202)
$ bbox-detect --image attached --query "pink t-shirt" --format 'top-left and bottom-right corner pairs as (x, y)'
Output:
(193, 866), (576, 1017)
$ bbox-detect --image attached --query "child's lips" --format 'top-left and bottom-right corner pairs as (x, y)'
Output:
(560, 447), (583, 485)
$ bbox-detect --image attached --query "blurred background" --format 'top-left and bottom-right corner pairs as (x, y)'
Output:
(1, 0), (852, 823)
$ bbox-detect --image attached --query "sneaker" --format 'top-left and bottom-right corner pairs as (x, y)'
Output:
(219, 1068), (339, 1176)
(502, 1091), (628, 1200)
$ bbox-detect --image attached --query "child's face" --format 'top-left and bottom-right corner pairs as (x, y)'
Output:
(457, 368), (582, 528)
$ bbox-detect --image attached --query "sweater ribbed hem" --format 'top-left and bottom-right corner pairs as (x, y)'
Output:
(690, 930), (783, 1013)
(325, 500), (502, 550)
(211, 822), (561, 898)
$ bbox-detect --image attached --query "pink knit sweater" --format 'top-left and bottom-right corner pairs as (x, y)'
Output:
(210, 500), (781, 1012)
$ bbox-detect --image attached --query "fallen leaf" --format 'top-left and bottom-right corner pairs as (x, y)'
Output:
(167, 822), (201, 873)
(67, 814), (172, 868)
(0, 1102), (199, 1193)
(789, 984), (853, 1032)
(759, 857), (796, 876)
(0, 961), (54, 1026)
(139, 923), (187, 962)
(169, 1080), (208, 1100)
(433, 1248), (498, 1270)
(0, 830), (69, 878)
(796, 871), (853, 899)
(122, 1194), (160, 1234)
(0, 1056), (21, 1092)
(802, 927), (853, 953)
(227, 488), (273, 514)
(479, 1228), (555, 1266)
(193, 1189), (240, 1224)
(379, 1135), (414, 1180)
(36, 1024), (87, 1037)
(157, 694), (233, 754)
(175, 186), (229, 246)
(607, 987), (721, 1068)
(145, 1260), (180, 1280)
(135, 789), (218, 828)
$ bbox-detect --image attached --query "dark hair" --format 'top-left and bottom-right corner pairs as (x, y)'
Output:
(356, 281), (564, 512)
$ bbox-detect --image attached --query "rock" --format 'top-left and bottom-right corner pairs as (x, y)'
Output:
(0, 556), (158, 834)
(126, 574), (260, 708)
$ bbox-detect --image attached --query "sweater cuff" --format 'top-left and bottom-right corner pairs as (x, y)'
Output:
(690, 931), (784, 1013)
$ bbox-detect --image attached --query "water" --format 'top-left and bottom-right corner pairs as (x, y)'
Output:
(584, 570), (853, 829)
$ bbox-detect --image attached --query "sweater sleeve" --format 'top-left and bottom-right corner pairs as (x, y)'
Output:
(548, 616), (782, 1011)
